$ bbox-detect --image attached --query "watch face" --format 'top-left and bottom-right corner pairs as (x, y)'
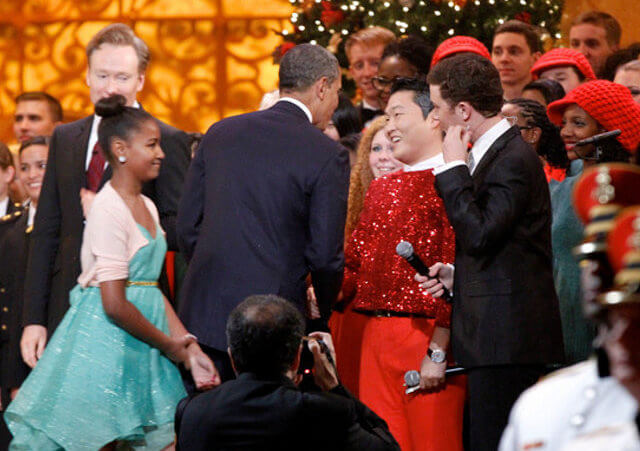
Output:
(430, 349), (446, 363)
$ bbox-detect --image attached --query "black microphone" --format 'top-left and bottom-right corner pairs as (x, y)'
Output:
(396, 241), (453, 303)
(574, 129), (621, 147)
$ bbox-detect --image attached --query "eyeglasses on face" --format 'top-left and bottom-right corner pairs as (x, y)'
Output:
(372, 76), (418, 91)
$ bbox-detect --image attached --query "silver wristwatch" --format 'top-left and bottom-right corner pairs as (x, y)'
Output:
(427, 348), (446, 364)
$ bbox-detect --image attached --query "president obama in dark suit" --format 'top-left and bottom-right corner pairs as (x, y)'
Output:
(20, 24), (190, 369)
(420, 54), (565, 451)
(177, 44), (350, 382)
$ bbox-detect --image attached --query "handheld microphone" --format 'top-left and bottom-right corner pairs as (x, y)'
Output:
(574, 129), (621, 147)
(396, 241), (453, 303)
(404, 368), (467, 394)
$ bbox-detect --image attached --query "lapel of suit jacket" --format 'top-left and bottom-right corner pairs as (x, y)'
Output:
(74, 116), (95, 190)
(472, 125), (519, 186)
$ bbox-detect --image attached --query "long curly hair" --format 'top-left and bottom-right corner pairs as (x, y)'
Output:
(344, 115), (389, 241)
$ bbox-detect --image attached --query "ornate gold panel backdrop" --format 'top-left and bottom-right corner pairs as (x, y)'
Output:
(0, 0), (293, 143)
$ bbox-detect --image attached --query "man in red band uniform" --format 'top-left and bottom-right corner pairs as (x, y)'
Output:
(342, 78), (466, 451)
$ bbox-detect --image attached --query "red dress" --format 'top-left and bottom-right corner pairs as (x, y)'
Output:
(340, 169), (466, 451)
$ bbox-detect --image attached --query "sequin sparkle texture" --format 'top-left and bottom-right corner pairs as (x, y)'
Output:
(343, 169), (455, 327)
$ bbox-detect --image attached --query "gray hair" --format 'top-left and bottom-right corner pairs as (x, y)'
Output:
(279, 44), (340, 92)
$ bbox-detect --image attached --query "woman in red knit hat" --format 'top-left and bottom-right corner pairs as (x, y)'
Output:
(545, 79), (640, 364)
(430, 36), (491, 68)
(531, 48), (597, 94)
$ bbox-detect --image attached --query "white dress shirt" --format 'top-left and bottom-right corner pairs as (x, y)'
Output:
(404, 153), (445, 172)
(433, 118), (512, 176)
(0, 196), (9, 216)
(277, 97), (313, 123)
(85, 100), (140, 170)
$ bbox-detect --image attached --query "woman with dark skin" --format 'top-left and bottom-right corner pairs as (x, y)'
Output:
(5, 95), (216, 450)
(502, 98), (569, 181)
(373, 35), (432, 108)
(545, 80), (640, 364)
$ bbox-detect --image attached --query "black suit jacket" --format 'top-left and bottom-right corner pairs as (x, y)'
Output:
(23, 114), (190, 332)
(435, 125), (564, 367)
(177, 101), (349, 350)
(0, 205), (31, 389)
(175, 372), (399, 451)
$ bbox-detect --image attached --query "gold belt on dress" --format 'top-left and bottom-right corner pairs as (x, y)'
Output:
(125, 281), (158, 287)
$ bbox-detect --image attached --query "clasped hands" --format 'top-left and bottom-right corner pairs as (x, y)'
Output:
(165, 334), (220, 390)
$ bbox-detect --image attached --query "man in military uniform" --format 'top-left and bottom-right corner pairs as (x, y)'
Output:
(500, 165), (640, 450)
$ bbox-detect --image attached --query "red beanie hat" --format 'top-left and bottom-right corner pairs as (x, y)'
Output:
(531, 48), (596, 81)
(431, 36), (491, 68)
(547, 80), (640, 152)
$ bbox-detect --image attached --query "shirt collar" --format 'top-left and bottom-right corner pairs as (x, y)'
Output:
(361, 98), (379, 111)
(0, 196), (8, 216)
(404, 153), (445, 172)
(277, 97), (313, 123)
(469, 118), (511, 173)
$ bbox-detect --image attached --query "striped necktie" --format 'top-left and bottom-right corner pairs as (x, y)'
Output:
(86, 142), (106, 192)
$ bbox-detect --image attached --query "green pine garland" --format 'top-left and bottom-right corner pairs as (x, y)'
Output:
(275, 0), (564, 71)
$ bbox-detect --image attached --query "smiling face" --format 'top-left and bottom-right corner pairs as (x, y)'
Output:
(384, 90), (433, 166)
(87, 44), (145, 107)
(540, 66), (583, 94)
(560, 104), (601, 160)
(348, 42), (385, 106)
(115, 119), (164, 182)
(368, 128), (402, 178)
(429, 84), (461, 131)
(18, 144), (48, 205)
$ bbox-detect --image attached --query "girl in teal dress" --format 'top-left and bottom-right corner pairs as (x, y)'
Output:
(4, 95), (218, 450)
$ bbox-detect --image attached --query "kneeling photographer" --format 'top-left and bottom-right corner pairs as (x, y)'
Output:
(175, 294), (399, 451)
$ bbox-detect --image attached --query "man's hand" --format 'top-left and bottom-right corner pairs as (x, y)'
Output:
(305, 286), (321, 320)
(80, 188), (96, 219)
(308, 331), (339, 391)
(419, 353), (446, 391)
(415, 262), (454, 298)
(21, 325), (48, 368)
(442, 125), (471, 164)
(185, 342), (221, 390)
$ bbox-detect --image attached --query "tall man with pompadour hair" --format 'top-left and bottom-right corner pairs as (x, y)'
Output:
(422, 54), (564, 451)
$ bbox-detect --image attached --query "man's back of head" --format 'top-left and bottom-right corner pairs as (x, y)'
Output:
(278, 43), (342, 129)
(226, 294), (304, 380)
(570, 11), (621, 77)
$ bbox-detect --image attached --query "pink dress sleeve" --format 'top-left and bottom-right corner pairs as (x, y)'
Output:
(88, 204), (130, 284)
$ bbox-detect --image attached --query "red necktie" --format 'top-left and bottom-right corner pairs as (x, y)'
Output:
(86, 141), (106, 192)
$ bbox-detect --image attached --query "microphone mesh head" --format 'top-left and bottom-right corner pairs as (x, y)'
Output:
(404, 370), (421, 387)
(396, 241), (414, 258)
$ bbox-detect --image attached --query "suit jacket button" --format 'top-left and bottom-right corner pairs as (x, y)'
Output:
(2, 306), (8, 312)
(1, 324), (7, 330)
(0, 287), (5, 293)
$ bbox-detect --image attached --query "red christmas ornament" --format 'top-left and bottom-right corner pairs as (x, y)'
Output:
(321, 1), (345, 27)
(514, 11), (532, 23)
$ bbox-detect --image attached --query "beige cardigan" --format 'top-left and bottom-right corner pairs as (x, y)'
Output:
(77, 182), (164, 288)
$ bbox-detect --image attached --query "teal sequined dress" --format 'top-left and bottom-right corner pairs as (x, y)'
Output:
(5, 225), (186, 450)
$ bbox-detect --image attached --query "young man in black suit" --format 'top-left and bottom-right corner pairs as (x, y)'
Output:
(21, 23), (190, 369)
(421, 54), (564, 450)
(177, 44), (350, 383)
(175, 294), (399, 451)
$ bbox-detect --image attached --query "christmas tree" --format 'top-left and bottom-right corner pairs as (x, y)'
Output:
(274, 0), (564, 71)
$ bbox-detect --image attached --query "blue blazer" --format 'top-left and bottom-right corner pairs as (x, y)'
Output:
(177, 101), (350, 350)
